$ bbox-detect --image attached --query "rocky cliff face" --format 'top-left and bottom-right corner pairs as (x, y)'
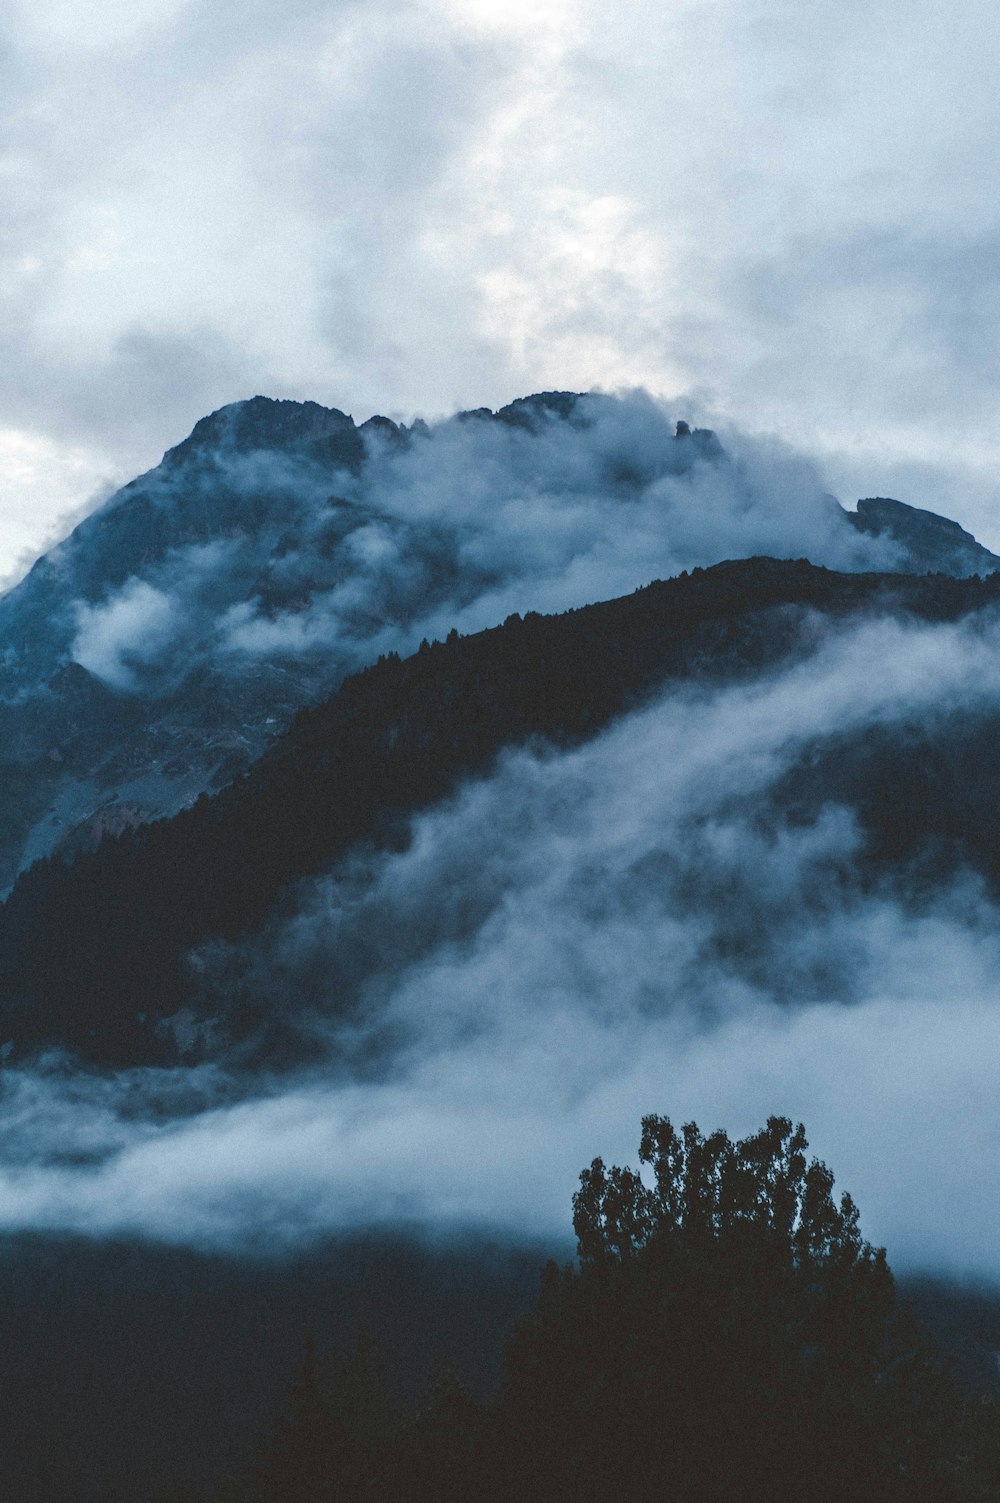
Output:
(0, 402), (358, 887)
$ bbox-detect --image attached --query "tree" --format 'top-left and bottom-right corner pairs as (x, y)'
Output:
(217, 1116), (997, 1502)
(494, 1115), (968, 1503)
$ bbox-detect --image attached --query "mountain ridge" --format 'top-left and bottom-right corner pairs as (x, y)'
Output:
(0, 389), (995, 902)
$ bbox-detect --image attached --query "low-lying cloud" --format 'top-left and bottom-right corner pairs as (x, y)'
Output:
(73, 577), (181, 690)
(4, 608), (1000, 1279)
(60, 392), (906, 699)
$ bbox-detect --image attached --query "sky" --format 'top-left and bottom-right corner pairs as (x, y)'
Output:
(2, 0), (1000, 575)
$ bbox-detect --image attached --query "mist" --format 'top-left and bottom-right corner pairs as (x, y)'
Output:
(4, 605), (1000, 1280)
(59, 391), (907, 700)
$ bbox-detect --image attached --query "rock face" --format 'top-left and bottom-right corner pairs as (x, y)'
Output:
(161, 395), (367, 472)
(0, 397), (384, 890)
(0, 391), (996, 894)
(848, 496), (1000, 577)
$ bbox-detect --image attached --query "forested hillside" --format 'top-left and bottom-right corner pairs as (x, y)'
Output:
(5, 556), (1000, 1065)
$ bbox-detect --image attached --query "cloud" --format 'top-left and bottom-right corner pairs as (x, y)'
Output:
(7, 609), (1000, 1278)
(5, 0), (1000, 1274)
(72, 576), (180, 690)
(0, 0), (514, 472)
(58, 392), (908, 696)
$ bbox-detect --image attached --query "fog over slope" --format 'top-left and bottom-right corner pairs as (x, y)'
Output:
(49, 392), (969, 693)
(4, 605), (1000, 1278)
(1, 388), (993, 892)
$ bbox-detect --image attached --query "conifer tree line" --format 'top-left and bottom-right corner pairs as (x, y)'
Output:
(203, 1115), (1000, 1503)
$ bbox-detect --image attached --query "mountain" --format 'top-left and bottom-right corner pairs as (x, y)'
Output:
(0, 390), (994, 896)
(0, 397), (403, 893)
(4, 401), (1000, 1500)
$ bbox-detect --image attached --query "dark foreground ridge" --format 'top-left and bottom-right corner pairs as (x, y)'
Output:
(1, 1118), (998, 1502)
(3, 556), (1000, 1066)
(216, 1115), (1000, 1503)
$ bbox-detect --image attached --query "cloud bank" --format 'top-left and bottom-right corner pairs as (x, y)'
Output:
(5, 607), (1000, 1280)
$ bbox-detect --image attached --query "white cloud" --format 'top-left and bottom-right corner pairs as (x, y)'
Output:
(1, 0), (999, 1281)
(0, 427), (117, 586)
(72, 577), (180, 689)
(53, 392), (909, 696)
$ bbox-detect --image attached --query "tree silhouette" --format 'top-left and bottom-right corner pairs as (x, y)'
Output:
(219, 1116), (999, 1502)
(494, 1115), (969, 1503)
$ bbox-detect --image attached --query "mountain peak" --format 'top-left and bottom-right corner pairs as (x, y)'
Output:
(494, 391), (584, 428)
(848, 495), (1000, 577)
(163, 396), (364, 471)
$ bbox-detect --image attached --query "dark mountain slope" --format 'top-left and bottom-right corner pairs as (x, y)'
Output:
(3, 556), (1000, 1067)
(0, 399), (376, 892)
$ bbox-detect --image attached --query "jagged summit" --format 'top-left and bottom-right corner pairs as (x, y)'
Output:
(674, 418), (726, 460)
(162, 389), (725, 468)
(494, 391), (583, 428)
(452, 391), (583, 428)
(163, 395), (366, 471)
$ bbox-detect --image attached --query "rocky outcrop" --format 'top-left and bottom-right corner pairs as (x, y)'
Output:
(847, 495), (1000, 577)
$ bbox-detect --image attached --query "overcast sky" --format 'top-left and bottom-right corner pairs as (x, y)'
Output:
(2, 0), (1000, 574)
